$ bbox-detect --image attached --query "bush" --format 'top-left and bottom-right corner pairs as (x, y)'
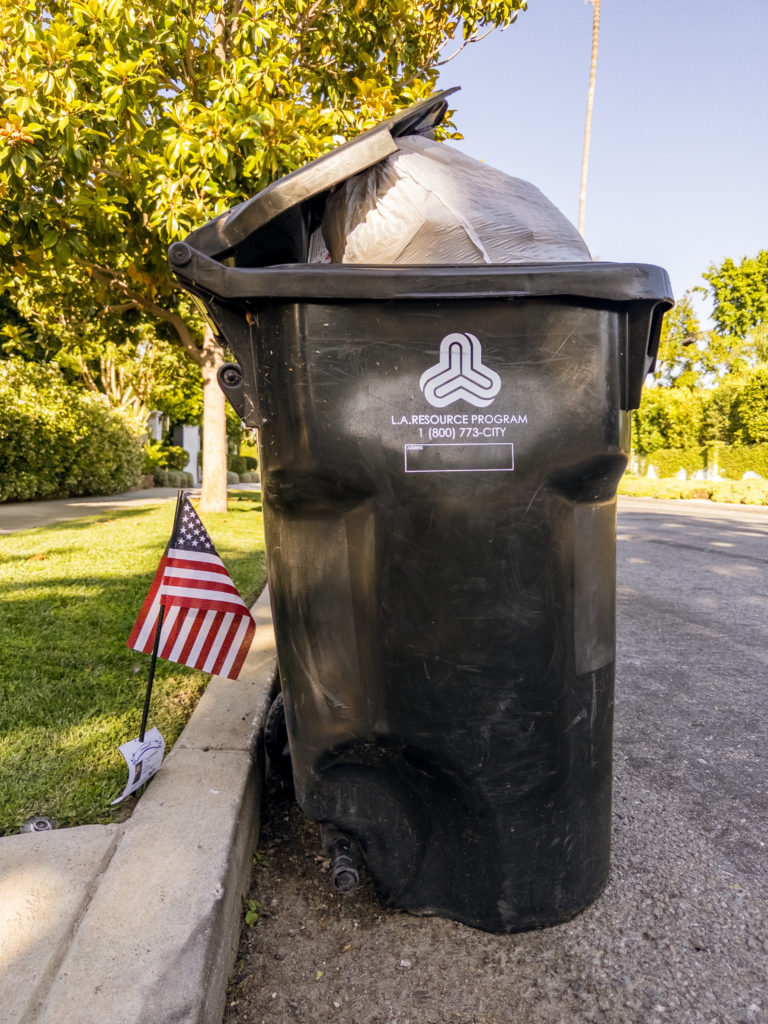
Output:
(632, 387), (705, 454)
(227, 471), (240, 484)
(152, 468), (194, 488)
(619, 475), (768, 505)
(229, 453), (259, 474)
(170, 470), (194, 488)
(619, 477), (706, 500)
(702, 380), (739, 444)
(631, 441), (768, 481)
(730, 367), (768, 444)
(646, 447), (706, 478)
(710, 478), (768, 504)
(0, 358), (143, 502)
(143, 441), (189, 472)
(714, 442), (768, 480)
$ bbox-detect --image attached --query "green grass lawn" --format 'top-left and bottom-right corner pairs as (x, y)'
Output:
(0, 491), (266, 835)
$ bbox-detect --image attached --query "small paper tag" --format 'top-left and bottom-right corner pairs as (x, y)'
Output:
(111, 727), (165, 805)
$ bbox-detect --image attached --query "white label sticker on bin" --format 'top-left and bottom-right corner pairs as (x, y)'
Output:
(419, 333), (501, 409)
(404, 443), (514, 474)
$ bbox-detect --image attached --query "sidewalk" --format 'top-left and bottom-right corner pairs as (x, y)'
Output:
(0, 483), (261, 534)
(0, 587), (278, 1024)
(0, 487), (180, 534)
(1, 488), (275, 1024)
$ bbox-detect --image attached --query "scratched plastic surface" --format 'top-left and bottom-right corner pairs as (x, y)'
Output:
(177, 264), (672, 932)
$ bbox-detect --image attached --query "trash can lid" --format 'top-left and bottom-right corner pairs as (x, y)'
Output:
(183, 88), (459, 263)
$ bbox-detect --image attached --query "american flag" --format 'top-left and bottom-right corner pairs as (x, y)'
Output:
(127, 497), (256, 680)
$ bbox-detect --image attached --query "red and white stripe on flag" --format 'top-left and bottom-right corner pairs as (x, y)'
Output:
(128, 546), (256, 681)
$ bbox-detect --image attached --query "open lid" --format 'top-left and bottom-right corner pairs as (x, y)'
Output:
(182, 88), (459, 267)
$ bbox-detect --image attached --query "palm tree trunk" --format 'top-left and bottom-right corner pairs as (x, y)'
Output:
(578, 0), (601, 237)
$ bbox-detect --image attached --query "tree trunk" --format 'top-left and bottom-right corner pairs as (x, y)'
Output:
(578, 0), (601, 237)
(198, 324), (229, 514)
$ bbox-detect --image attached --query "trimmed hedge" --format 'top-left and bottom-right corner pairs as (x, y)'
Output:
(632, 387), (704, 454)
(731, 368), (768, 444)
(228, 453), (258, 475)
(715, 442), (768, 480)
(619, 476), (768, 505)
(633, 442), (768, 480)
(152, 468), (195, 488)
(635, 368), (768, 450)
(645, 447), (706, 478)
(0, 359), (143, 502)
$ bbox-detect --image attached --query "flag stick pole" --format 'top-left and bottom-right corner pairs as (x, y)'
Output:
(139, 605), (165, 742)
(138, 489), (187, 742)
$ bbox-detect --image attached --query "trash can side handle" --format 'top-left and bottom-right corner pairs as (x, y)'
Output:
(622, 298), (674, 410)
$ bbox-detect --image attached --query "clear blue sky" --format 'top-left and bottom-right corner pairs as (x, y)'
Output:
(439, 0), (768, 325)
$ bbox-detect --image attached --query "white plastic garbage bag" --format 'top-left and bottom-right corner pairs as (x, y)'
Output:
(321, 134), (590, 265)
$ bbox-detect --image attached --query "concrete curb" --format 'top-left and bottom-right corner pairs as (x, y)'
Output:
(1, 588), (278, 1024)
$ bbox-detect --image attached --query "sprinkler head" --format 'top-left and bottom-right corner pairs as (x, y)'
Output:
(20, 815), (55, 833)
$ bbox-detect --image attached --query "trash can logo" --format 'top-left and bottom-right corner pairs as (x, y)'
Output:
(419, 333), (501, 408)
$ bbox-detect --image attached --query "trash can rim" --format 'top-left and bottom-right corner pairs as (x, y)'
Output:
(170, 253), (674, 308)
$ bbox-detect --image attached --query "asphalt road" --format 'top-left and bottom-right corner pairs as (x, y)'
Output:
(615, 497), (767, 881)
(226, 497), (767, 1024)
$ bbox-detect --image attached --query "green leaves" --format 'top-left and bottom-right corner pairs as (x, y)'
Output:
(729, 368), (768, 445)
(2, 0), (527, 275)
(0, 0), (528, 433)
(653, 292), (708, 388)
(633, 387), (705, 455)
(703, 250), (768, 341)
(0, 357), (144, 501)
(244, 898), (263, 926)
(652, 251), (768, 394)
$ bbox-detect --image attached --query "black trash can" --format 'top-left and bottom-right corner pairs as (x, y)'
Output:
(170, 93), (673, 933)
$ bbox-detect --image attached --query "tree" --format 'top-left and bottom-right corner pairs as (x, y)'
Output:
(703, 250), (768, 341)
(700, 250), (768, 379)
(652, 292), (706, 388)
(701, 378), (739, 444)
(0, 0), (528, 511)
(730, 367), (768, 445)
(654, 251), (768, 390)
(3, 264), (209, 439)
(632, 386), (704, 455)
(0, 290), (43, 360)
(578, 0), (600, 236)
(650, 288), (756, 389)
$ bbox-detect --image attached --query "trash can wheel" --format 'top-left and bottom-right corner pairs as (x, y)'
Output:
(264, 692), (292, 785)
